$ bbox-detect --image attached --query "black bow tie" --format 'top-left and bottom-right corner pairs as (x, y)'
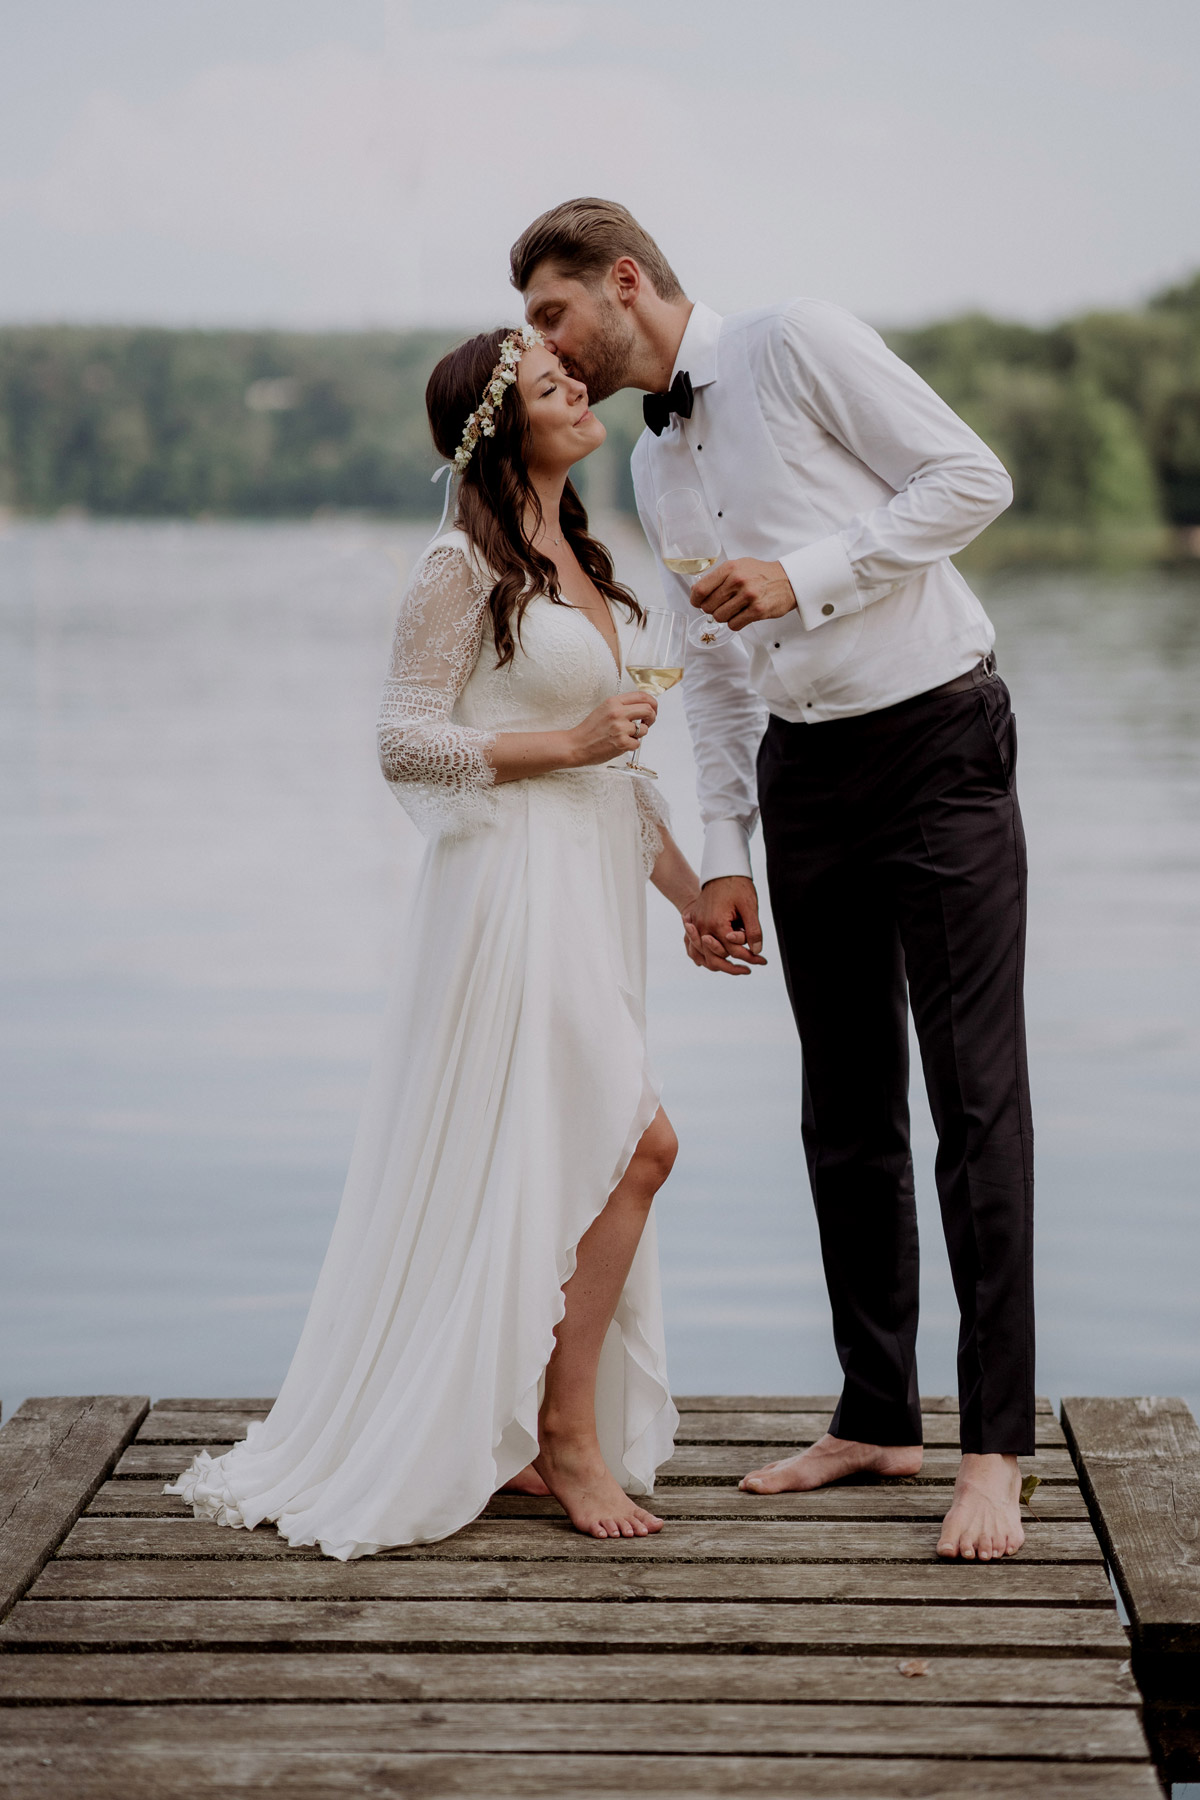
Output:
(643, 369), (694, 437)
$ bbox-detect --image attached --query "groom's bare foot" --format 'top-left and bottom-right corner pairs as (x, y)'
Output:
(497, 1464), (551, 1497)
(740, 1432), (924, 1493)
(937, 1453), (1024, 1561)
(534, 1432), (663, 1538)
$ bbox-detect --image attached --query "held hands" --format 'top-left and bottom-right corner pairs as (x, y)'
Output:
(690, 558), (796, 631)
(682, 876), (767, 976)
(568, 692), (658, 768)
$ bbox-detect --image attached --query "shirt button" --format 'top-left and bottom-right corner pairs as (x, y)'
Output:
(821, 603), (835, 616)
(773, 641), (780, 649)
(806, 701), (813, 708)
(717, 510), (722, 517)
(696, 444), (702, 451)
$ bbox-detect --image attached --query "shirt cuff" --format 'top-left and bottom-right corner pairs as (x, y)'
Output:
(779, 535), (861, 631)
(701, 818), (753, 885)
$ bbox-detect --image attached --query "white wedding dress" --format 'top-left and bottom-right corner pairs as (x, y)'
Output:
(167, 531), (679, 1557)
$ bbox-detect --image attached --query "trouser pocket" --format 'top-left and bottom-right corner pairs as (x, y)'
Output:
(980, 680), (1017, 783)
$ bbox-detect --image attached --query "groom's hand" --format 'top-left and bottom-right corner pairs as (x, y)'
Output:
(690, 558), (796, 631)
(683, 877), (767, 976)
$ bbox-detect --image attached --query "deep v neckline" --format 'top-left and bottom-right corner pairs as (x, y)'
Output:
(562, 596), (623, 679)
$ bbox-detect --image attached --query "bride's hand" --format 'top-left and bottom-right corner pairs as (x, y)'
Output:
(682, 877), (767, 975)
(566, 693), (658, 767)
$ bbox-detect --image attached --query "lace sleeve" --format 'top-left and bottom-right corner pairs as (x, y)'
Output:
(377, 542), (497, 839)
(632, 776), (671, 879)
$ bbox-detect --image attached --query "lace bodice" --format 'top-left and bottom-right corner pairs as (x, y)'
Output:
(378, 532), (668, 871)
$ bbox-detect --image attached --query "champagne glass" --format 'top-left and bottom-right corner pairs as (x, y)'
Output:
(621, 606), (687, 779)
(656, 487), (731, 651)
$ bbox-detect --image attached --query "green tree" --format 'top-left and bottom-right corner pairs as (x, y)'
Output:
(2, 280), (1199, 541)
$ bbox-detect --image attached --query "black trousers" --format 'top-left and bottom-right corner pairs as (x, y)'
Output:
(757, 674), (1035, 1455)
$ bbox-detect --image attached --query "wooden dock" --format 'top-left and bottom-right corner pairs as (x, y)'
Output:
(0, 1392), (1167, 1796)
(1064, 1395), (1200, 1785)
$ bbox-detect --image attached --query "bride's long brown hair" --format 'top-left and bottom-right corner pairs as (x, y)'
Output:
(425, 330), (642, 667)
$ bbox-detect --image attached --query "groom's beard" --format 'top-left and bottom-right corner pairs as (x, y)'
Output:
(559, 299), (635, 404)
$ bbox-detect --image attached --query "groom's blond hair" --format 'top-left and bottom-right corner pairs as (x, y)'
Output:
(510, 199), (683, 302)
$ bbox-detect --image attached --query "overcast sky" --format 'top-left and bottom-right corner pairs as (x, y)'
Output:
(1, 0), (1197, 331)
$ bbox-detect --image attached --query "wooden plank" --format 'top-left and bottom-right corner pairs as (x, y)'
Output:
(28, 1556), (1116, 1605)
(1073, 1463), (1200, 1661)
(114, 1437), (1078, 1483)
(1063, 1395), (1200, 1461)
(0, 1749), (1164, 1799)
(1063, 1394), (1200, 1693)
(134, 1411), (1072, 1454)
(141, 1404), (1072, 1447)
(674, 1411), (1066, 1447)
(0, 1649), (1143, 1706)
(0, 1597), (1133, 1652)
(656, 1445), (1076, 1483)
(0, 1700), (1153, 1761)
(0, 1396), (149, 1620)
(58, 1515), (1105, 1564)
(89, 1475), (1093, 1520)
(113, 1442), (235, 1478)
(86, 1480), (191, 1514)
(674, 1395), (1056, 1416)
(484, 1483), (1090, 1519)
(133, 1411), (261, 1444)
(150, 1399), (276, 1413)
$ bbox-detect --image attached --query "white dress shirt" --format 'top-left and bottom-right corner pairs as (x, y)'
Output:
(631, 300), (1013, 884)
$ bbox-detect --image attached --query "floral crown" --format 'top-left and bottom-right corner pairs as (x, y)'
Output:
(452, 325), (544, 472)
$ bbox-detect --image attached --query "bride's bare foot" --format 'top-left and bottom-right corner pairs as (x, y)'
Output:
(535, 1431), (664, 1538)
(740, 1432), (924, 1493)
(937, 1453), (1024, 1560)
(497, 1464), (551, 1497)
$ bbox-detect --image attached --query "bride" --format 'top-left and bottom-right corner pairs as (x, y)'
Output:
(167, 324), (700, 1556)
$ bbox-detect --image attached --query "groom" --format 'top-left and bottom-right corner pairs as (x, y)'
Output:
(512, 198), (1035, 1561)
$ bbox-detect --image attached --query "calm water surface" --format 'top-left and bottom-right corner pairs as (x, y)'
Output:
(2, 519), (1198, 1418)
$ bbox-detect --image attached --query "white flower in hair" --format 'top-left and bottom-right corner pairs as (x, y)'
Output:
(452, 326), (545, 473)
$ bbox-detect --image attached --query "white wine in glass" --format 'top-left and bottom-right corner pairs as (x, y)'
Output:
(657, 487), (720, 568)
(662, 554), (715, 576)
(656, 487), (731, 649)
(620, 607), (687, 778)
(625, 665), (683, 696)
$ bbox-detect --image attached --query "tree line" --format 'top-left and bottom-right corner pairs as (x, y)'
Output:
(0, 274), (1197, 547)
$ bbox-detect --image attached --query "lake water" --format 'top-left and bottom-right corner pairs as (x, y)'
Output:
(2, 519), (1198, 1423)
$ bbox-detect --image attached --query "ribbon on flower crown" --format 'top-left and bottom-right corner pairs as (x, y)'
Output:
(429, 464), (454, 542)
